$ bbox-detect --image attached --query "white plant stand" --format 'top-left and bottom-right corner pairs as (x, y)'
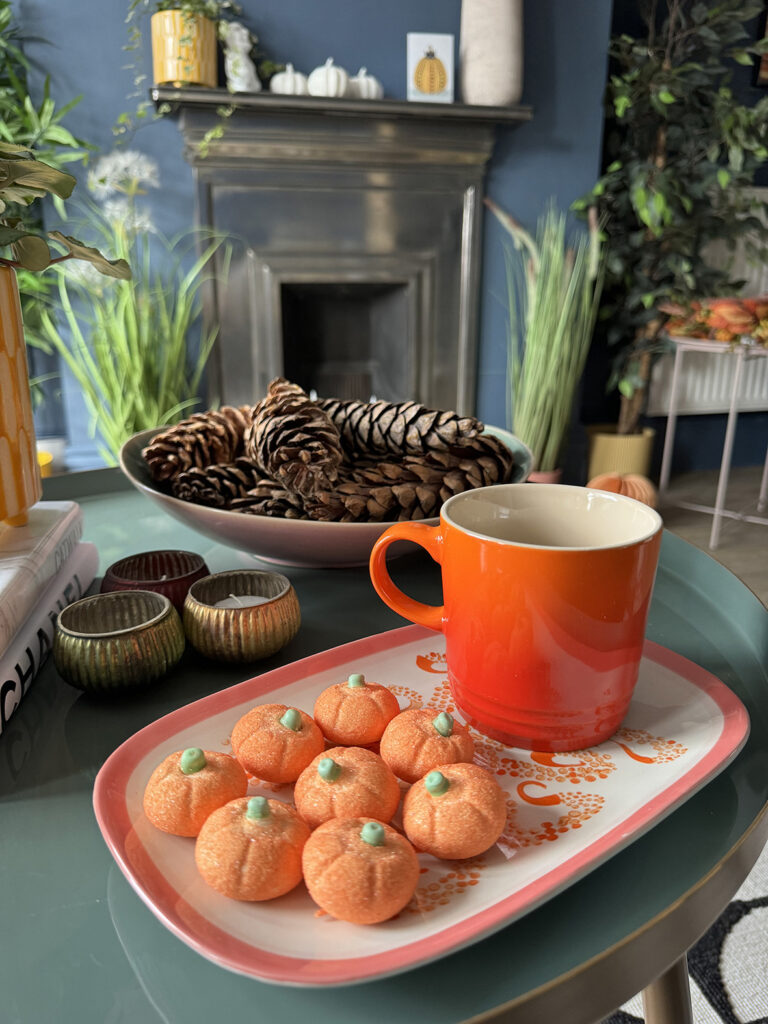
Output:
(658, 335), (768, 549)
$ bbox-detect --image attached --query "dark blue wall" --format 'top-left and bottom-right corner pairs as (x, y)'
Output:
(16, 0), (612, 471)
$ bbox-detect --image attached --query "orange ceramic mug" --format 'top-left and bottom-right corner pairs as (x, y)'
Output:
(369, 483), (663, 752)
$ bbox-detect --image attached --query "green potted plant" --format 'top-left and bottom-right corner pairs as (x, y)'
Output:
(485, 198), (604, 479)
(32, 148), (229, 465)
(0, 143), (130, 525)
(577, 0), (768, 475)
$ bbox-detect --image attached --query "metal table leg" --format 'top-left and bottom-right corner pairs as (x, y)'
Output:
(709, 347), (745, 549)
(658, 343), (685, 496)
(758, 439), (768, 513)
(641, 955), (694, 1024)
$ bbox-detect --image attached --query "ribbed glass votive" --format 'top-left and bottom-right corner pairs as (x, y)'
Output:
(183, 570), (301, 663)
(101, 550), (210, 611)
(54, 590), (185, 693)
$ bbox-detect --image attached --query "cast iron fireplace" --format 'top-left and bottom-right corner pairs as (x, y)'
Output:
(154, 88), (529, 413)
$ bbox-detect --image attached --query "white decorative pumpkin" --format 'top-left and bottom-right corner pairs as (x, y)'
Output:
(307, 58), (349, 98)
(269, 63), (309, 96)
(347, 67), (383, 100)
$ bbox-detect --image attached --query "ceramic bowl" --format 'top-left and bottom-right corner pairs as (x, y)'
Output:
(118, 425), (532, 569)
(101, 549), (210, 611)
(54, 590), (186, 694)
(183, 570), (300, 663)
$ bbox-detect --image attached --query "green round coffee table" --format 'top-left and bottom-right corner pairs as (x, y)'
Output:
(2, 479), (766, 1024)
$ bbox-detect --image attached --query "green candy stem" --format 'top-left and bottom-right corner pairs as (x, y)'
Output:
(347, 673), (366, 688)
(433, 711), (454, 737)
(279, 708), (302, 731)
(180, 747), (206, 774)
(425, 770), (450, 796)
(360, 821), (385, 846)
(246, 796), (271, 821)
(318, 758), (342, 782)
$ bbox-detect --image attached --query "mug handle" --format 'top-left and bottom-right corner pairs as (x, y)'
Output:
(369, 522), (445, 632)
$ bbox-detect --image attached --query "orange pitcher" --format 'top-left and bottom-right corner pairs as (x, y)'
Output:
(369, 483), (663, 752)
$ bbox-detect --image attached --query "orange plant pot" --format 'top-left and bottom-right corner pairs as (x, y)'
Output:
(151, 10), (217, 88)
(0, 266), (42, 526)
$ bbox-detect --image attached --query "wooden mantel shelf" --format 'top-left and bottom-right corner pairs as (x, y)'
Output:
(151, 86), (532, 127)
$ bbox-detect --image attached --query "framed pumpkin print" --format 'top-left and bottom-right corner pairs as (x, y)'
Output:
(407, 33), (454, 103)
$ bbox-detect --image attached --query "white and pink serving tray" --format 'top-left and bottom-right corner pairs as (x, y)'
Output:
(93, 624), (749, 987)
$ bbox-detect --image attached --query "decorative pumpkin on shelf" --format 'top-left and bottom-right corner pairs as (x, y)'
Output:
(414, 47), (448, 94)
(269, 62), (309, 95)
(307, 58), (349, 98)
(347, 67), (383, 100)
(587, 472), (658, 509)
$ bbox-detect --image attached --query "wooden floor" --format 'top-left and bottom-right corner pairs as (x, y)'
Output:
(658, 464), (768, 607)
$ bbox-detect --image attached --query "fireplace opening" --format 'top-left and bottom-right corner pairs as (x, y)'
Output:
(280, 281), (413, 402)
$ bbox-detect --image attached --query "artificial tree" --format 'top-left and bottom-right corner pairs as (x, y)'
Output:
(578, 0), (768, 435)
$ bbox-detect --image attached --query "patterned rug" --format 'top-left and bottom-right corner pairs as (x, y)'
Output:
(604, 842), (768, 1023)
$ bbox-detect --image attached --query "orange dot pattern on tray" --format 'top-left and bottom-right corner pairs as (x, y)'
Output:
(499, 784), (606, 850)
(313, 673), (400, 746)
(405, 859), (487, 914)
(230, 703), (325, 783)
(302, 817), (420, 924)
(195, 796), (310, 901)
(143, 748), (248, 837)
(293, 746), (401, 829)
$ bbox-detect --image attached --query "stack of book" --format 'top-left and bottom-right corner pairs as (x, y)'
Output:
(0, 501), (99, 734)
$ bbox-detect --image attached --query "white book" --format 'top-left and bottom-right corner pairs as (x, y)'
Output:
(0, 500), (83, 654)
(0, 541), (99, 734)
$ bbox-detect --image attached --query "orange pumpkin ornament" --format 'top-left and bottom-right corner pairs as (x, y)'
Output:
(379, 709), (475, 784)
(413, 47), (447, 94)
(293, 745), (401, 829)
(586, 472), (658, 509)
(195, 796), (310, 901)
(402, 763), (507, 860)
(302, 817), (420, 924)
(143, 747), (248, 837)
(230, 703), (325, 783)
(313, 672), (400, 746)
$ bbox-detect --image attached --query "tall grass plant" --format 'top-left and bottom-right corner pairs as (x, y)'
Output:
(32, 150), (229, 464)
(486, 200), (603, 473)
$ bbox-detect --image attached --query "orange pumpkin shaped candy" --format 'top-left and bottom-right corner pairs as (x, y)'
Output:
(293, 746), (401, 829)
(195, 796), (310, 901)
(302, 817), (420, 924)
(313, 672), (400, 746)
(143, 747), (248, 837)
(402, 763), (507, 860)
(230, 703), (325, 783)
(379, 709), (474, 784)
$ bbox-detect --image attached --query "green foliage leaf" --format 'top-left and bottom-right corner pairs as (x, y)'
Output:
(657, 89), (676, 103)
(48, 232), (132, 279)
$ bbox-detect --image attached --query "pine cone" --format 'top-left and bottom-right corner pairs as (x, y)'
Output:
(171, 458), (263, 508)
(305, 479), (442, 523)
(245, 378), (344, 496)
(143, 405), (254, 483)
(229, 480), (307, 519)
(317, 397), (484, 457)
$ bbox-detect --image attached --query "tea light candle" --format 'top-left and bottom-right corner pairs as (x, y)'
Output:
(213, 593), (270, 609)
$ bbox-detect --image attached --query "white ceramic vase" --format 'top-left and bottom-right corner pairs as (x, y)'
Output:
(459, 0), (523, 106)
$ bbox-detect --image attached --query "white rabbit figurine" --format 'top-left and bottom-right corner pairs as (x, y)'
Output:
(220, 21), (261, 93)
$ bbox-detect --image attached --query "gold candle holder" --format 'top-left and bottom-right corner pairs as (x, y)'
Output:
(183, 570), (301, 663)
(54, 590), (185, 693)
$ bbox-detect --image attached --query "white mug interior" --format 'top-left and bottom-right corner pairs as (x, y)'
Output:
(442, 483), (662, 550)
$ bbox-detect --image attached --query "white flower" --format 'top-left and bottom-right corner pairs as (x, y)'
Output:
(103, 198), (155, 234)
(88, 150), (160, 198)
